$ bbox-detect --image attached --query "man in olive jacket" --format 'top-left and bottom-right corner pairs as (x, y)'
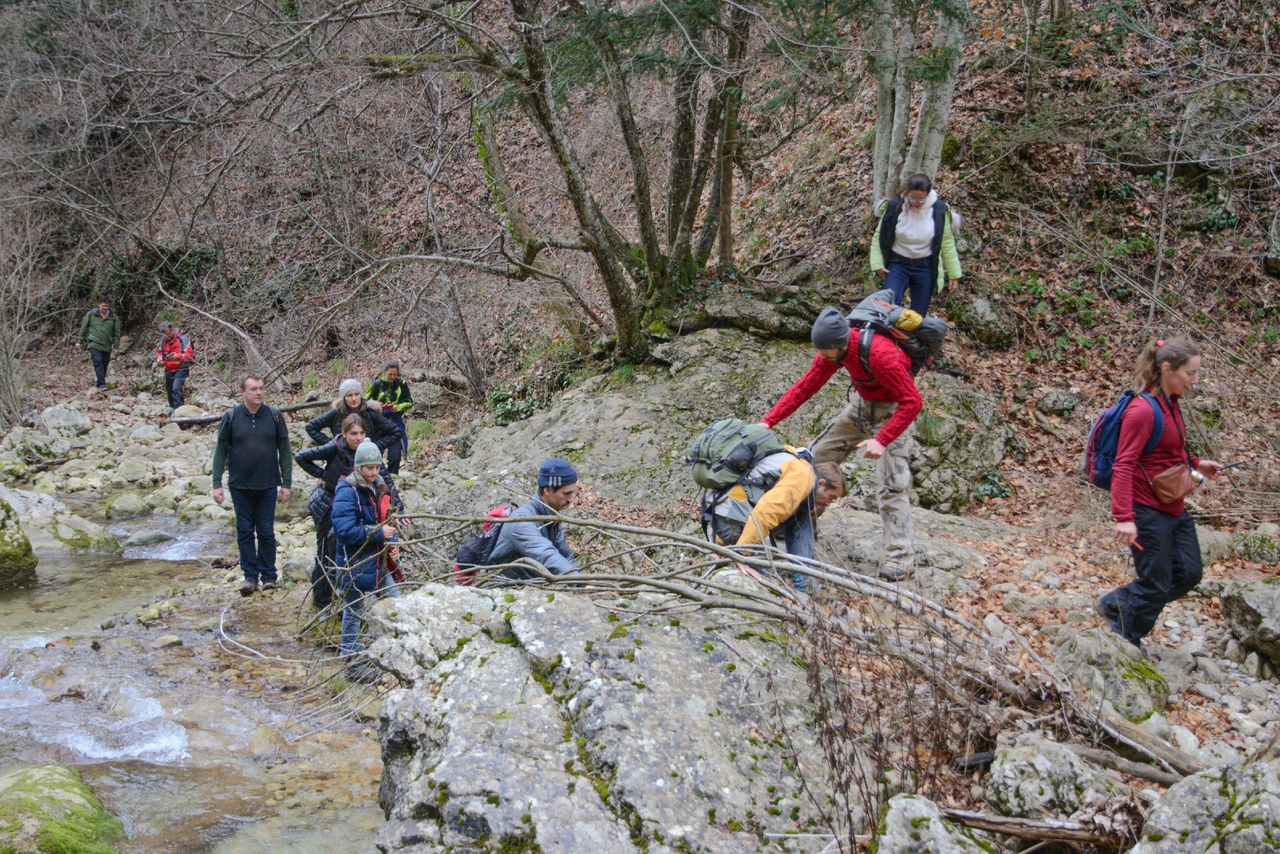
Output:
(76, 298), (121, 390)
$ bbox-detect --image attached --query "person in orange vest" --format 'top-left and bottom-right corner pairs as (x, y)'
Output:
(156, 321), (195, 410)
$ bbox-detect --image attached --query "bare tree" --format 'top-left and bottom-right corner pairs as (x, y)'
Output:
(0, 213), (42, 427)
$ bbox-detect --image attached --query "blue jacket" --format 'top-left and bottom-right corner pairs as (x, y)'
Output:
(331, 473), (393, 592)
(486, 497), (577, 578)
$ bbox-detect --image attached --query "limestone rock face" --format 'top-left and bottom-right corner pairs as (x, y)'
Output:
(1220, 581), (1280, 670)
(0, 765), (125, 853)
(40, 405), (94, 435)
(1130, 760), (1280, 853)
(873, 795), (992, 853)
(986, 732), (1130, 819)
(1052, 628), (1169, 724)
(370, 584), (842, 853)
(0, 483), (119, 554)
(951, 295), (1017, 350)
(909, 374), (1016, 512)
(0, 493), (37, 587)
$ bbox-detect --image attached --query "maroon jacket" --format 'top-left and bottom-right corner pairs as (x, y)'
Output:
(1110, 390), (1201, 522)
(763, 331), (922, 447)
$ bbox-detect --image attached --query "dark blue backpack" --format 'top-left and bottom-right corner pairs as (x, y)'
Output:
(1084, 390), (1163, 490)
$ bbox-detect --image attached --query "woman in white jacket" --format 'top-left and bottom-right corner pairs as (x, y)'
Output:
(869, 173), (962, 316)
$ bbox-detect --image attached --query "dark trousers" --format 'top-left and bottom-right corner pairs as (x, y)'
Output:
(230, 487), (278, 583)
(386, 412), (407, 474)
(884, 253), (936, 316)
(164, 367), (189, 410)
(89, 348), (110, 388)
(310, 512), (336, 609)
(1112, 505), (1202, 643)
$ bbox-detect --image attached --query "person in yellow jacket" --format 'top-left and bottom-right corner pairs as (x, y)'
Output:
(716, 454), (847, 593)
(869, 173), (962, 316)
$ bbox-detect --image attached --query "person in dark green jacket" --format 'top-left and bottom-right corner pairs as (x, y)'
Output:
(76, 298), (122, 390)
(367, 360), (413, 474)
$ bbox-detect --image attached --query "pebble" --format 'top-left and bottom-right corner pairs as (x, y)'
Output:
(151, 635), (183, 649)
(1193, 682), (1223, 702)
(1196, 657), (1226, 683)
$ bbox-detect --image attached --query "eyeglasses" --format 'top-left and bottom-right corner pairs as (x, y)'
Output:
(905, 196), (928, 205)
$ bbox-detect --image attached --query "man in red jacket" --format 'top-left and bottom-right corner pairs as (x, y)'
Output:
(156, 321), (195, 411)
(762, 307), (923, 581)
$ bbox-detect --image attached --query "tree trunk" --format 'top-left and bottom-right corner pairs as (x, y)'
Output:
(438, 271), (487, 402)
(870, 0), (916, 210)
(902, 1), (969, 180)
(718, 8), (749, 270)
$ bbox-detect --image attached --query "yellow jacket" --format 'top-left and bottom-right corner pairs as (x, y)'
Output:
(734, 453), (815, 547)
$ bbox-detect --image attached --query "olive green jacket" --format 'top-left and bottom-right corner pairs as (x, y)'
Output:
(79, 309), (122, 352)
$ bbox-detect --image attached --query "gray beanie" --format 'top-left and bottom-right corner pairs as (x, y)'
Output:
(338, 378), (363, 400)
(811, 307), (850, 350)
(353, 439), (382, 468)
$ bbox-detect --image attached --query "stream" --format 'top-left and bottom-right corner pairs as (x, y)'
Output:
(0, 503), (385, 853)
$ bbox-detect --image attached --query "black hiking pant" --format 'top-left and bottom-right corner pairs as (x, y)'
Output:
(90, 348), (110, 388)
(164, 367), (189, 410)
(1111, 505), (1202, 644)
(310, 511), (337, 609)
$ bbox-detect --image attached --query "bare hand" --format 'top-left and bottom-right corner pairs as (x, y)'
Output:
(278, 487), (292, 503)
(316, 479), (325, 488)
(858, 438), (887, 459)
(876, 269), (888, 279)
(75, 343), (81, 349)
(1197, 460), (1224, 479)
(948, 278), (959, 289)
(212, 488), (225, 505)
(1115, 521), (1139, 546)
(736, 562), (763, 582)
(381, 524), (397, 540)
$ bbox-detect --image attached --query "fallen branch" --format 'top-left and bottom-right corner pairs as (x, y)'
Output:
(1033, 411), (1066, 442)
(1098, 708), (1205, 778)
(167, 398), (332, 426)
(1065, 743), (1183, 787)
(942, 809), (1130, 847)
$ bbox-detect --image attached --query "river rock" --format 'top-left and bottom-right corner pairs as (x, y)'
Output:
(873, 794), (992, 853)
(369, 584), (842, 852)
(1232, 527), (1280, 565)
(125, 530), (175, 548)
(0, 765), (125, 852)
(1051, 628), (1169, 724)
(0, 483), (118, 554)
(1, 425), (73, 461)
(0, 491), (38, 587)
(986, 732), (1131, 819)
(1036, 388), (1079, 417)
(39, 405), (94, 435)
(172, 404), (205, 420)
(115, 456), (155, 485)
(1130, 760), (1280, 852)
(105, 493), (149, 519)
(1219, 581), (1280, 670)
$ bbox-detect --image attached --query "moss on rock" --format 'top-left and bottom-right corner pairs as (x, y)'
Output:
(0, 765), (125, 853)
(0, 497), (38, 587)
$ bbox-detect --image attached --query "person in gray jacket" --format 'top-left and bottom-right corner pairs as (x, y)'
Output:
(487, 458), (581, 580)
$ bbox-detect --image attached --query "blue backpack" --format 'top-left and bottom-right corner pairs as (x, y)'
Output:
(1084, 390), (1163, 490)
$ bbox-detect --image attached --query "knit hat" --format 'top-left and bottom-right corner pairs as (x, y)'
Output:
(537, 458), (578, 489)
(338, 379), (363, 400)
(811, 307), (850, 350)
(353, 439), (382, 468)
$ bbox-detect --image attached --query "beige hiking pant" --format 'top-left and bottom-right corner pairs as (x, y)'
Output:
(810, 398), (915, 572)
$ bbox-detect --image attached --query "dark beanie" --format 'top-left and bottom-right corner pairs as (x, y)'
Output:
(537, 458), (579, 489)
(811, 307), (850, 350)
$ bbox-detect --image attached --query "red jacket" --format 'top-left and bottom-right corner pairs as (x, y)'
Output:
(763, 331), (922, 447)
(1110, 390), (1201, 522)
(157, 331), (194, 371)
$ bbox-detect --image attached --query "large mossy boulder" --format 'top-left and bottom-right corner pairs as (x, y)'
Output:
(908, 374), (1016, 512)
(986, 732), (1131, 819)
(1130, 760), (1280, 853)
(0, 483), (119, 555)
(39, 405), (94, 436)
(0, 765), (125, 854)
(0, 494), (37, 587)
(873, 794), (992, 853)
(1220, 580), (1280, 670)
(951, 295), (1017, 350)
(1052, 628), (1169, 725)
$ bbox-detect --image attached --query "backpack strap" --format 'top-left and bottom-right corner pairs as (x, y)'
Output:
(854, 326), (876, 385)
(1138, 392), (1164, 456)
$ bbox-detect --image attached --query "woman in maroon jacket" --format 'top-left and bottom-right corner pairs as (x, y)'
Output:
(1097, 338), (1225, 652)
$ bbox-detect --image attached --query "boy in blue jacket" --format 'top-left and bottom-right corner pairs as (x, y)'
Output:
(487, 458), (582, 580)
(331, 440), (400, 682)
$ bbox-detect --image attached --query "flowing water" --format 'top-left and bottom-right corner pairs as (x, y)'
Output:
(0, 510), (385, 853)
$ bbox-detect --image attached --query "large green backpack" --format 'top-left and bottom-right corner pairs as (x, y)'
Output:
(685, 418), (788, 490)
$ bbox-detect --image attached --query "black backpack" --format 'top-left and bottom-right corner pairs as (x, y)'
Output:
(847, 289), (947, 379)
(453, 503), (515, 585)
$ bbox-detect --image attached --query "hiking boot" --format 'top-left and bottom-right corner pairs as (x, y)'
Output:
(878, 565), (911, 582)
(238, 579), (258, 596)
(260, 580), (278, 591)
(1095, 592), (1122, 635)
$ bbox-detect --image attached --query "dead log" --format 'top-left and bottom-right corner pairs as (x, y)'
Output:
(167, 398), (333, 427)
(942, 809), (1128, 847)
(1099, 708), (1205, 778)
(1065, 743), (1183, 787)
(416, 371), (470, 392)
